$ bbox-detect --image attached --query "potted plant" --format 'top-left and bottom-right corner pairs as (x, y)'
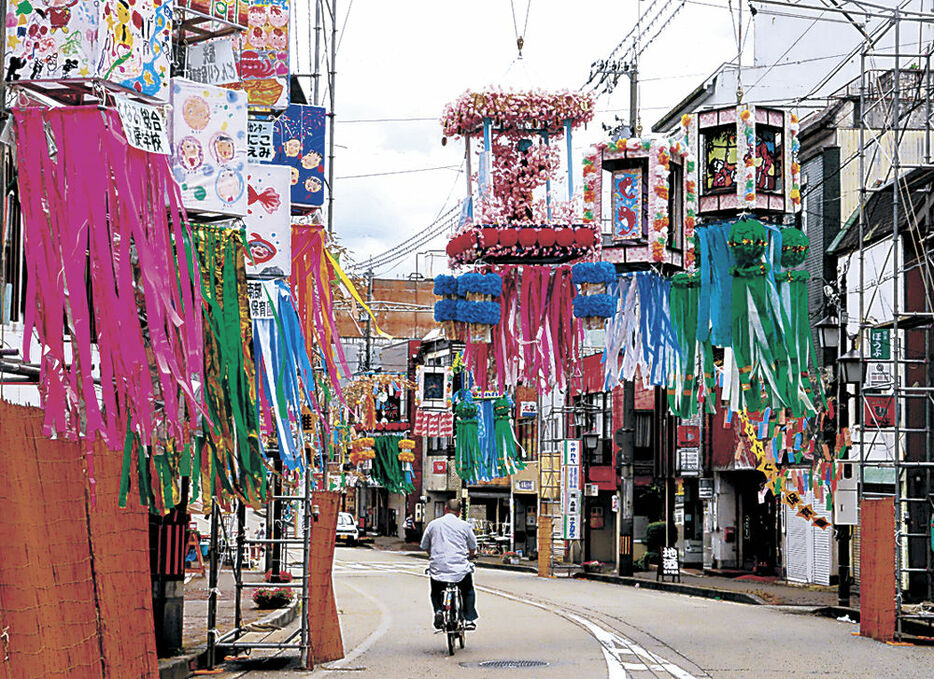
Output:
(582, 560), (606, 573)
(264, 569), (293, 583)
(252, 587), (294, 610)
(501, 551), (520, 565)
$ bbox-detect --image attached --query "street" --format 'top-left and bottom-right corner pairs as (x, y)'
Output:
(211, 548), (934, 678)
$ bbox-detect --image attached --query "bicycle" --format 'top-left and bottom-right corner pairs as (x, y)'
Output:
(440, 581), (466, 655)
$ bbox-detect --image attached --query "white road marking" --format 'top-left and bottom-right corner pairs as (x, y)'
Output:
(332, 557), (703, 679)
(320, 579), (393, 676)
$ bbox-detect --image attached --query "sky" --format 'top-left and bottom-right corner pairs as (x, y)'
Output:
(299, 0), (746, 278)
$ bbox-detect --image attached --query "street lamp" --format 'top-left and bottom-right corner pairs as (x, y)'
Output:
(815, 314), (841, 350)
(839, 349), (865, 385)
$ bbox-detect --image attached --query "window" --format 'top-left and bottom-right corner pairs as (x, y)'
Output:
(703, 126), (737, 193)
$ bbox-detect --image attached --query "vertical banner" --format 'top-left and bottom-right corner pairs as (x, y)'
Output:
(4, 0), (173, 101)
(561, 440), (582, 540)
(245, 164), (292, 277)
(233, 0), (290, 109)
(170, 79), (249, 215)
(266, 104), (327, 208)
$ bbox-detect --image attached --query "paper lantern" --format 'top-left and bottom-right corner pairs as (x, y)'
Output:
(498, 229), (518, 247)
(556, 228), (575, 247)
(518, 229), (538, 247)
(574, 228), (596, 247)
(245, 164), (292, 277)
(263, 103), (326, 208)
(537, 228), (556, 247)
(480, 228), (499, 247)
(3, 0), (173, 101)
(171, 79), (249, 215)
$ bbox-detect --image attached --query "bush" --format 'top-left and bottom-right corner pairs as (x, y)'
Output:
(252, 587), (294, 609)
(637, 551), (660, 571)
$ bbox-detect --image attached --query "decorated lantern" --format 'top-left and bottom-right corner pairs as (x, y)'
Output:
(398, 438), (416, 482)
(432, 274), (460, 338)
(3, 0), (173, 101)
(583, 135), (693, 268)
(682, 104), (801, 216)
(571, 262), (617, 329)
(350, 437), (375, 470)
(441, 89), (598, 266)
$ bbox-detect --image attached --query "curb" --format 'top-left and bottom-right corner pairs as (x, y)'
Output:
(399, 550), (539, 574)
(158, 597), (300, 679)
(573, 572), (767, 605)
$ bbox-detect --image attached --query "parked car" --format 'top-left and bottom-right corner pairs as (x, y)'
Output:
(336, 512), (359, 546)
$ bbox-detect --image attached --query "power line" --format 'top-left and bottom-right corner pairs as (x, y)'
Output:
(336, 165), (460, 180)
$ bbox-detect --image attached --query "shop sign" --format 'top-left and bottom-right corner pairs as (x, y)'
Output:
(432, 460), (447, 475)
(561, 440), (582, 540)
(678, 447), (700, 476)
(657, 546), (681, 582)
(248, 119), (275, 162)
(515, 479), (535, 492)
(864, 395), (895, 428)
(114, 96), (170, 155)
(866, 361), (892, 388)
(519, 401), (538, 418)
(247, 281), (275, 319)
(870, 328), (890, 359)
(698, 478), (714, 499)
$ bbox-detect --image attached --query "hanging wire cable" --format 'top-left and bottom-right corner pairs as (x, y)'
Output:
(349, 204), (461, 271)
(336, 165), (460, 180)
(509, 0), (533, 56)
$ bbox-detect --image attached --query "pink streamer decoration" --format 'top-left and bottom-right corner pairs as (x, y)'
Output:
(463, 265), (581, 395)
(13, 106), (205, 450)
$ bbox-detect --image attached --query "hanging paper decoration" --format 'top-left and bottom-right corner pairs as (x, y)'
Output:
(372, 435), (413, 494)
(245, 164), (292, 276)
(413, 409), (454, 437)
(571, 262), (617, 329)
(454, 401), (482, 483)
(492, 396), (525, 478)
(226, 0), (290, 109)
(667, 271), (713, 419)
(265, 103), (326, 208)
(432, 274), (460, 336)
(251, 279), (317, 471)
(603, 272), (680, 391)
(178, 0), (249, 26)
(463, 265), (580, 395)
(171, 79), (249, 215)
(13, 106), (204, 455)
(398, 438), (416, 485)
(192, 225), (265, 504)
(4, 0), (173, 100)
(349, 437), (375, 466)
(456, 272), (502, 342)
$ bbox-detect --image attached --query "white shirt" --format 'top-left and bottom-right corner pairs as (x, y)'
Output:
(420, 513), (478, 582)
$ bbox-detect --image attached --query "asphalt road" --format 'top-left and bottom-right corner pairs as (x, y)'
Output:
(211, 547), (934, 678)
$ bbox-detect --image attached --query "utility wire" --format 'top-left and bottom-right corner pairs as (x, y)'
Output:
(336, 165), (460, 180)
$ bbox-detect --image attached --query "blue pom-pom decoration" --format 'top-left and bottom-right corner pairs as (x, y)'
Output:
(434, 274), (458, 296)
(572, 294), (618, 318)
(456, 272), (502, 297)
(571, 262), (617, 286)
(434, 298), (458, 322)
(456, 300), (501, 325)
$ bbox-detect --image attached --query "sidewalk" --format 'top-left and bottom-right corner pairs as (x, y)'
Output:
(158, 561), (300, 679)
(367, 535), (857, 612)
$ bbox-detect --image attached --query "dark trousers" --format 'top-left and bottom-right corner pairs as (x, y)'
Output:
(430, 573), (478, 621)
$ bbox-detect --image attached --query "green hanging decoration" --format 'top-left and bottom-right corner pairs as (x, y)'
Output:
(191, 225), (266, 506)
(728, 218), (797, 413)
(667, 271), (706, 418)
(372, 435), (414, 494)
(454, 401), (482, 483)
(777, 227), (823, 416)
(493, 397), (526, 477)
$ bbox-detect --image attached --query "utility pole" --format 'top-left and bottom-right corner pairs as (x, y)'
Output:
(326, 0), (337, 235)
(313, 0), (321, 106)
(363, 268), (373, 372)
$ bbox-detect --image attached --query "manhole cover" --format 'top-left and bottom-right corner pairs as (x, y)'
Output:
(477, 660), (550, 669)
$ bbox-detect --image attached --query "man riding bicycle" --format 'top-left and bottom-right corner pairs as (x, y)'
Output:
(420, 499), (479, 630)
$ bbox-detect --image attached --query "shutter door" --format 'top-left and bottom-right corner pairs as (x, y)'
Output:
(812, 492), (833, 586)
(785, 502), (809, 583)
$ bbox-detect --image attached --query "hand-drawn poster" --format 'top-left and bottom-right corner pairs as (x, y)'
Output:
(612, 168), (643, 241)
(244, 164), (291, 277)
(264, 104), (326, 208)
(170, 79), (248, 215)
(178, 0), (249, 27)
(4, 0), (173, 101)
(229, 0), (290, 109)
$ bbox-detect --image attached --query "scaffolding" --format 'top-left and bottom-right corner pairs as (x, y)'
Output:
(854, 8), (934, 639)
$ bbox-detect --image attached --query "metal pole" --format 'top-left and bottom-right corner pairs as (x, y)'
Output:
(364, 268), (373, 372)
(892, 10), (903, 639)
(326, 0), (337, 235)
(300, 464), (313, 668)
(235, 499), (246, 636)
(629, 66), (639, 135)
(206, 499), (220, 668)
(465, 136), (474, 220)
(564, 120), (574, 199)
(544, 129), (552, 221)
(313, 0), (322, 106)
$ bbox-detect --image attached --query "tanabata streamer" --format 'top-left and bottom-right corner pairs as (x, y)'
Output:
(252, 279), (318, 472)
(371, 435), (414, 494)
(191, 225), (266, 505)
(454, 401), (482, 484)
(13, 107), (204, 460)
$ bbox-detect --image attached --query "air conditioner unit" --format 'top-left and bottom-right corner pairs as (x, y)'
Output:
(584, 483), (599, 497)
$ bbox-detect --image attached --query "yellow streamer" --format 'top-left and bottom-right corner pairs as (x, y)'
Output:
(324, 249), (393, 339)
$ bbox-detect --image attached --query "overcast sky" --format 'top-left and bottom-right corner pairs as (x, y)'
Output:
(305, 0), (744, 278)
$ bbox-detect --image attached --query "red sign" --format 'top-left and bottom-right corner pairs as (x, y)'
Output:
(677, 425), (700, 447)
(864, 395), (895, 428)
(432, 460), (447, 475)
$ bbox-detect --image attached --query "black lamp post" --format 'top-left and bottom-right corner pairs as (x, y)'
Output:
(815, 315), (841, 351)
(582, 432), (599, 562)
(839, 349), (865, 386)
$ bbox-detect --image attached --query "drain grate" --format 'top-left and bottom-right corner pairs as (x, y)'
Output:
(477, 660), (550, 669)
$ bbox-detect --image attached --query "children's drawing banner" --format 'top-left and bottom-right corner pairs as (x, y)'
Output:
(265, 104), (326, 208)
(245, 164), (292, 277)
(171, 79), (248, 215)
(230, 0), (290, 109)
(4, 0), (173, 101)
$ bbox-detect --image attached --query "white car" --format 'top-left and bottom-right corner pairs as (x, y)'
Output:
(336, 512), (360, 545)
